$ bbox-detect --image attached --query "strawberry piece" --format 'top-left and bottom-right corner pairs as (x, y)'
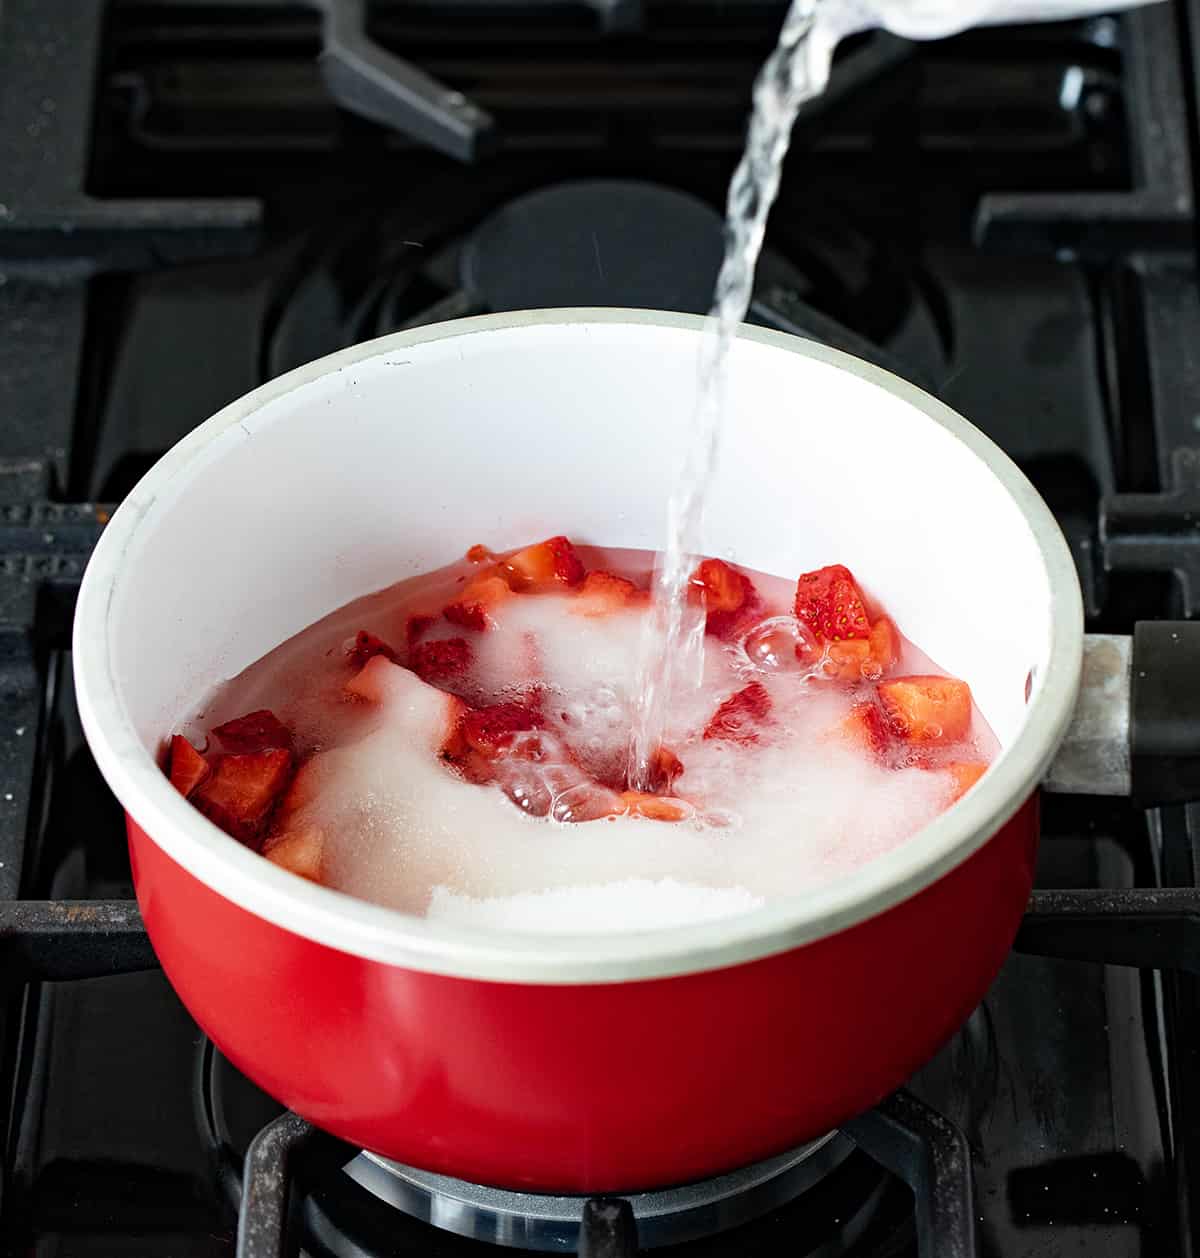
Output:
(263, 826), (324, 882)
(642, 745), (684, 794)
(465, 543), (491, 563)
(461, 703), (544, 758)
(822, 616), (900, 682)
(167, 735), (210, 799)
(410, 638), (473, 685)
(946, 761), (988, 802)
(501, 536), (586, 590)
(878, 676), (972, 744)
(193, 748), (292, 844)
(703, 682), (772, 745)
(619, 791), (693, 822)
(690, 558), (759, 639)
(406, 614), (436, 648)
(572, 570), (642, 617)
(444, 574), (512, 630)
(347, 630), (399, 670)
(212, 709), (293, 754)
(839, 702), (893, 760)
(794, 564), (870, 643)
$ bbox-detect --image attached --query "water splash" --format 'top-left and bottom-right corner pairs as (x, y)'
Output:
(627, 0), (838, 788)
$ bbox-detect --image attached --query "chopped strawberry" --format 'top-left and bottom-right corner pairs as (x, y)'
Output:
(619, 791), (693, 822)
(167, 735), (210, 799)
(642, 745), (684, 794)
(263, 826), (324, 882)
(193, 748), (293, 844)
(465, 543), (491, 563)
(703, 682), (772, 745)
(501, 536), (586, 590)
(690, 558), (759, 639)
(212, 709), (293, 754)
(838, 702), (893, 759)
(347, 630), (399, 669)
(571, 570), (642, 617)
(878, 676), (972, 744)
(821, 616), (900, 682)
(945, 761), (988, 802)
(410, 638), (473, 685)
(461, 703), (544, 758)
(444, 574), (512, 630)
(794, 564), (870, 643)
(406, 615), (436, 649)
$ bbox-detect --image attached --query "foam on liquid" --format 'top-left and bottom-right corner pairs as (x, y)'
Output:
(191, 549), (995, 933)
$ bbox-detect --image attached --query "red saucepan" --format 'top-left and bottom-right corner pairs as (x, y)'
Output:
(74, 309), (1088, 1194)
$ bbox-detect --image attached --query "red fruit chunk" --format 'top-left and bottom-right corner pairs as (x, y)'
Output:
(444, 574), (512, 630)
(263, 826), (324, 882)
(167, 735), (210, 799)
(461, 703), (544, 758)
(690, 558), (759, 638)
(839, 702), (893, 760)
(643, 745), (684, 794)
(878, 676), (972, 744)
(410, 638), (473, 685)
(946, 761), (988, 802)
(572, 570), (642, 617)
(703, 682), (772, 745)
(465, 543), (491, 563)
(501, 536), (586, 590)
(821, 616), (900, 682)
(212, 709), (292, 754)
(619, 791), (693, 822)
(794, 564), (870, 643)
(193, 748), (292, 844)
(347, 630), (399, 669)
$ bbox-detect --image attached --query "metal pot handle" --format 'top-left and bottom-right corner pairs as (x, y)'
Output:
(1044, 625), (1200, 804)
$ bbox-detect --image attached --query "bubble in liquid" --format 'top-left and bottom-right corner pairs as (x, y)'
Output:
(741, 616), (816, 671)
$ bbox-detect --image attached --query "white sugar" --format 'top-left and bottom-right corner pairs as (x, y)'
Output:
(427, 879), (764, 933)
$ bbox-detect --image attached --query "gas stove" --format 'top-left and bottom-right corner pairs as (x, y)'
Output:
(2, 2), (1200, 1255)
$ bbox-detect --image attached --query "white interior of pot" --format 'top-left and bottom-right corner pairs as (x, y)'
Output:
(109, 319), (1051, 755)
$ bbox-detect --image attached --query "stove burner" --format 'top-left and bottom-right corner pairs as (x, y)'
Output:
(343, 1133), (855, 1251)
(460, 179), (725, 315)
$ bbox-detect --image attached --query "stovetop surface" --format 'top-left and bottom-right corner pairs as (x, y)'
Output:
(3, 2), (1200, 1255)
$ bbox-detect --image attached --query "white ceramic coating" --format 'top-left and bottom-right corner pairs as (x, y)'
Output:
(72, 309), (1083, 983)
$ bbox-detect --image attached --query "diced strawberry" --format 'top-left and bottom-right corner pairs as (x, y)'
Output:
(619, 791), (693, 822)
(794, 564), (870, 643)
(410, 638), (473, 685)
(878, 676), (972, 744)
(193, 748), (293, 844)
(347, 630), (399, 669)
(501, 536), (586, 590)
(703, 682), (772, 745)
(212, 709), (293, 754)
(821, 616), (900, 682)
(838, 702), (893, 760)
(465, 543), (491, 563)
(444, 574), (512, 630)
(642, 745), (684, 794)
(690, 558), (759, 639)
(167, 735), (210, 799)
(945, 761), (988, 802)
(571, 569), (642, 617)
(406, 614), (436, 648)
(263, 826), (324, 882)
(461, 703), (544, 758)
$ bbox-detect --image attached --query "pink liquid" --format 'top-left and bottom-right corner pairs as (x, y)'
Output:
(176, 546), (997, 932)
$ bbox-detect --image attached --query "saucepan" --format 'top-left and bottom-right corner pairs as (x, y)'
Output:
(77, 308), (1166, 1194)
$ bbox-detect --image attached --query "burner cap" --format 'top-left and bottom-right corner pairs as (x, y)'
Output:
(344, 1132), (854, 1251)
(460, 180), (725, 315)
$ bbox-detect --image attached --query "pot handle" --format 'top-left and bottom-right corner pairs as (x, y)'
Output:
(1044, 624), (1200, 804)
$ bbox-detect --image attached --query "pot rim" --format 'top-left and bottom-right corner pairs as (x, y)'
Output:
(73, 308), (1083, 984)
